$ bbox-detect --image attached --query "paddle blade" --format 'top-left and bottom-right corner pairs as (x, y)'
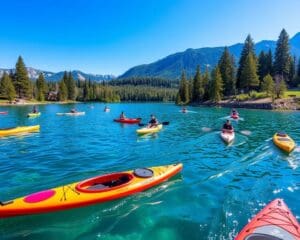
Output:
(138, 123), (146, 127)
(202, 127), (212, 132)
(240, 130), (251, 136)
(162, 122), (169, 125)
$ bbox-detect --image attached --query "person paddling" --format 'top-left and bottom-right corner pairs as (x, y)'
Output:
(70, 108), (77, 113)
(148, 114), (159, 128)
(104, 106), (109, 112)
(231, 109), (238, 116)
(120, 111), (126, 119)
(182, 107), (187, 113)
(32, 105), (38, 113)
(222, 120), (233, 133)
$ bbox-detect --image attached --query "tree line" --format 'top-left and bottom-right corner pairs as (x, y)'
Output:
(176, 29), (300, 104)
(0, 57), (177, 102)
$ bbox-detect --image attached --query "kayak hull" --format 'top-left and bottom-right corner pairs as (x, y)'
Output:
(27, 112), (41, 118)
(56, 112), (85, 116)
(136, 124), (163, 135)
(0, 111), (8, 115)
(0, 163), (183, 218)
(220, 131), (234, 144)
(114, 118), (141, 124)
(235, 198), (300, 240)
(0, 125), (40, 137)
(273, 133), (295, 153)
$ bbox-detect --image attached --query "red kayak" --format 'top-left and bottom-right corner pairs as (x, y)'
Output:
(231, 114), (239, 119)
(235, 198), (300, 240)
(114, 118), (141, 124)
(0, 111), (8, 115)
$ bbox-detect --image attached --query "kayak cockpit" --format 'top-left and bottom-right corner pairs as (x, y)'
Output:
(76, 173), (134, 193)
(245, 225), (295, 240)
(245, 234), (283, 240)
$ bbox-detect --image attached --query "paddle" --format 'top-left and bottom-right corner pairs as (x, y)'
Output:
(201, 127), (251, 136)
(138, 121), (170, 127)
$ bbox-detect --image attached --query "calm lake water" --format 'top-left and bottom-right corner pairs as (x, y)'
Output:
(0, 103), (299, 239)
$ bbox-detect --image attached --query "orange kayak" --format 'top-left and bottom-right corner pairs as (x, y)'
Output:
(0, 163), (182, 218)
(235, 198), (300, 240)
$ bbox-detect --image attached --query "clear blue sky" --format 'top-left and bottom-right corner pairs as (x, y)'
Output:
(0, 0), (299, 75)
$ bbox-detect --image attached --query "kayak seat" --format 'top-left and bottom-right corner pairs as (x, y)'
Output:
(277, 138), (291, 141)
(87, 184), (109, 190)
(245, 233), (283, 240)
(276, 132), (287, 137)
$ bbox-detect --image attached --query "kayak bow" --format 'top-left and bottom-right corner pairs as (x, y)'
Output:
(220, 130), (235, 144)
(0, 163), (182, 218)
(56, 112), (85, 116)
(27, 112), (41, 118)
(0, 125), (40, 137)
(235, 198), (300, 240)
(114, 118), (141, 124)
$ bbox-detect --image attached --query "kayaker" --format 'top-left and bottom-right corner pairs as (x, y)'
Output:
(120, 111), (126, 119)
(148, 115), (158, 128)
(231, 109), (238, 116)
(182, 107), (187, 113)
(70, 108), (77, 113)
(222, 120), (233, 133)
(32, 106), (38, 113)
(104, 106), (109, 112)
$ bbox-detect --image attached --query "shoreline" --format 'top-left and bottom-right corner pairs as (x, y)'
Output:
(191, 97), (300, 111)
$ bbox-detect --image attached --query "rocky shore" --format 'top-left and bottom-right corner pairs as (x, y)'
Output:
(198, 97), (300, 111)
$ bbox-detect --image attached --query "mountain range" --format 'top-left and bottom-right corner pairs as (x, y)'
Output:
(120, 32), (300, 79)
(0, 68), (115, 82)
(1, 32), (299, 81)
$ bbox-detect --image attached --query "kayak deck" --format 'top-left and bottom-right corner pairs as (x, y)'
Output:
(235, 199), (300, 240)
(0, 163), (182, 218)
(273, 133), (295, 153)
(0, 125), (40, 137)
(136, 124), (163, 135)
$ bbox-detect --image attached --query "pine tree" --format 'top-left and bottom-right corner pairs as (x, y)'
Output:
(36, 73), (47, 101)
(236, 34), (255, 90)
(14, 56), (31, 98)
(177, 71), (189, 104)
(258, 51), (266, 82)
(240, 53), (259, 92)
(66, 72), (76, 100)
(192, 65), (204, 102)
(295, 58), (300, 86)
(274, 29), (291, 83)
(274, 75), (287, 98)
(83, 80), (90, 101)
(261, 74), (274, 97)
(209, 66), (223, 102)
(0, 72), (16, 101)
(288, 55), (296, 84)
(218, 47), (235, 96)
(202, 66), (210, 100)
(188, 77), (193, 100)
(266, 49), (273, 75)
(58, 80), (68, 101)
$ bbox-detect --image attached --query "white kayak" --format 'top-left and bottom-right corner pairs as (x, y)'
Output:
(220, 130), (235, 144)
(56, 112), (85, 116)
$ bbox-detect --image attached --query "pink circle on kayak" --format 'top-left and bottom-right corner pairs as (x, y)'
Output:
(24, 189), (56, 203)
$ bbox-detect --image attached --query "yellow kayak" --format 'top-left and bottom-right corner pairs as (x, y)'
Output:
(0, 125), (40, 137)
(27, 112), (41, 118)
(136, 124), (163, 135)
(0, 163), (183, 218)
(273, 132), (295, 153)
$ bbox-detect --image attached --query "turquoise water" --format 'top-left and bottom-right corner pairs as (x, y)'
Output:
(0, 103), (299, 239)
